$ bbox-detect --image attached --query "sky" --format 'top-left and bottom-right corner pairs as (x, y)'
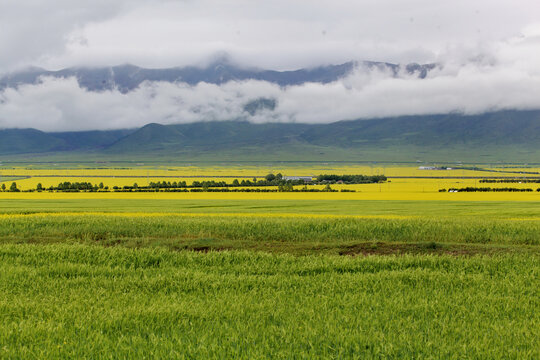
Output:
(1, 0), (540, 131)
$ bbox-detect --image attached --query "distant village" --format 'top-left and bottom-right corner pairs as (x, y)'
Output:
(418, 166), (453, 170)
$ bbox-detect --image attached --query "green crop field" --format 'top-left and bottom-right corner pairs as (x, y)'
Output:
(1, 213), (540, 254)
(1, 198), (539, 358)
(0, 245), (538, 359)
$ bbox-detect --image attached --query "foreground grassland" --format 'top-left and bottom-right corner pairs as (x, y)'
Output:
(1, 245), (539, 359)
(0, 210), (539, 255)
(1, 197), (539, 358)
(1, 199), (540, 255)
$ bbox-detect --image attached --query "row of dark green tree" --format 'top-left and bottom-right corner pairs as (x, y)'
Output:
(316, 174), (387, 183)
(480, 179), (540, 183)
(440, 187), (539, 192)
(2, 173), (385, 192)
(145, 175), (307, 189)
(115, 184), (340, 193)
(0, 182), (20, 192)
(5, 181), (344, 193)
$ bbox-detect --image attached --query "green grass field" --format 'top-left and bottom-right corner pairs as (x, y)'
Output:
(1, 213), (539, 254)
(1, 198), (539, 358)
(1, 245), (538, 359)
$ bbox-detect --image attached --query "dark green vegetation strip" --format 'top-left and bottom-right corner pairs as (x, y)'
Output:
(0, 176), (27, 183)
(0, 244), (538, 359)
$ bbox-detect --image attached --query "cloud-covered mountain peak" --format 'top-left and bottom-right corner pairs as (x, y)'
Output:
(0, 60), (435, 94)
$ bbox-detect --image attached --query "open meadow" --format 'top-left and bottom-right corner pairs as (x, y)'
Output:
(3, 1), (540, 357)
(0, 163), (539, 358)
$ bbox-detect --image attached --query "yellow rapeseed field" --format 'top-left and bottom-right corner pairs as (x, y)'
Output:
(1, 190), (539, 201)
(6, 177), (255, 190)
(3, 164), (537, 178)
(2, 165), (539, 200)
(6, 176), (538, 192)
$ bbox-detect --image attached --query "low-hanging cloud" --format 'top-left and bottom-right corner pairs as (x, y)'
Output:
(1, 1), (540, 131)
(1, 54), (540, 132)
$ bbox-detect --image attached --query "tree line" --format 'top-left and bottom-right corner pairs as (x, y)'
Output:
(2, 181), (350, 193)
(316, 174), (387, 183)
(2, 173), (386, 192)
(480, 179), (540, 184)
(440, 187), (538, 192)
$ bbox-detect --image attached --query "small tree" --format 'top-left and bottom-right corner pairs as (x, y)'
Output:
(1, 183), (5, 191)
(36, 183), (43, 191)
(99, 182), (104, 189)
(10, 182), (19, 192)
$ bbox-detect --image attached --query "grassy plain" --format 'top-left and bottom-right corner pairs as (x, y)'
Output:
(1, 210), (539, 256)
(1, 164), (539, 358)
(1, 245), (538, 359)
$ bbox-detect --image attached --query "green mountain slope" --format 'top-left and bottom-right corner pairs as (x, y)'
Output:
(108, 123), (187, 152)
(106, 121), (312, 153)
(104, 110), (540, 154)
(0, 128), (131, 155)
(50, 129), (134, 150)
(300, 110), (540, 147)
(1, 110), (540, 161)
(0, 129), (68, 155)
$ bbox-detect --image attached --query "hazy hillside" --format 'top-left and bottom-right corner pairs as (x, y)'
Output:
(1, 110), (539, 162)
(50, 129), (134, 150)
(300, 110), (540, 147)
(0, 128), (131, 155)
(0, 129), (67, 155)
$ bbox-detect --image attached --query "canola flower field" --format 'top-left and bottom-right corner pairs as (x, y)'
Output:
(0, 164), (539, 358)
(2, 163), (540, 199)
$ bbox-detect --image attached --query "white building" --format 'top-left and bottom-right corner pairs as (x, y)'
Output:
(282, 176), (313, 182)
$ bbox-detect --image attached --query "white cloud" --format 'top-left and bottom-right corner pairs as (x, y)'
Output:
(1, 56), (540, 131)
(2, 0), (540, 71)
(1, 0), (540, 130)
(0, 0), (165, 72)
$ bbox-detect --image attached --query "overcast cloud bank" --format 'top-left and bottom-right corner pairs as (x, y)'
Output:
(1, 0), (539, 131)
(1, 58), (540, 132)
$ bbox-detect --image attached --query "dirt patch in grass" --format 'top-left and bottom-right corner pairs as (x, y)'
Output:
(337, 242), (538, 256)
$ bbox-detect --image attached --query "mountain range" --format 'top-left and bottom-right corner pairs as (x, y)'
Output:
(1, 110), (539, 162)
(0, 60), (435, 93)
(1, 61), (539, 162)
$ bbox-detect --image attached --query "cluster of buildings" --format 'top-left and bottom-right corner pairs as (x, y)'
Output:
(418, 166), (453, 170)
